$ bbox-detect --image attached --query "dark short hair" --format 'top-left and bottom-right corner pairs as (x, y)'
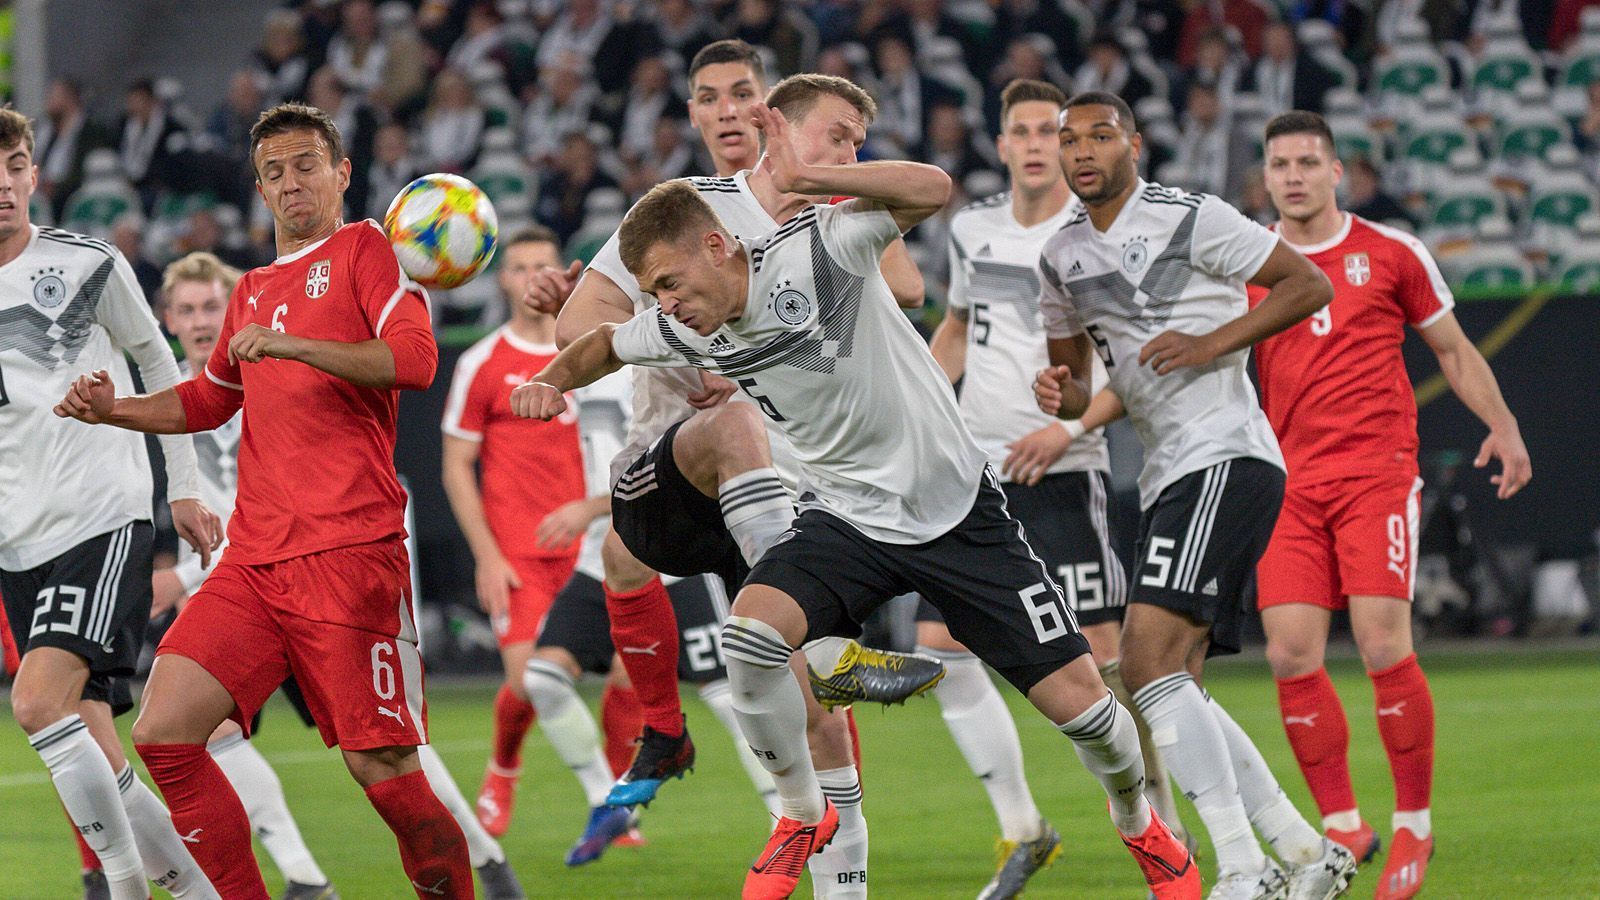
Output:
(248, 103), (345, 177)
(689, 39), (766, 85)
(0, 106), (34, 155)
(1000, 79), (1067, 128)
(1263, 110), (1337, 155)
(505, 224), (560, 249)
(766, 73), (877, 126)
(1063, 91), (1137, 134)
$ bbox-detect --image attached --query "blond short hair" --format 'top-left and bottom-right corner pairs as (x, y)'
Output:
(161, 251), (241, 305)
(617, 180), (730, 277)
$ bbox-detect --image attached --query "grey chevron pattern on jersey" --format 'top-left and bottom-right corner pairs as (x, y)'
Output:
(1059, 205), (1200, 333)
(194, 429), (238, 493)
(967, 258), (1042, 325)
(0, 256), (113, 370)
(713, 228), (865, 378)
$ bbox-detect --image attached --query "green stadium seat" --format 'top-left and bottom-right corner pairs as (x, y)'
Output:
(1375, 47), (1449, 106)
(1429, 187), (1503, 230)
(1402, 125), (1472, 166)
(1529, 185), (1598, 228)
(1499, 121), (1571, 161)
(1557, 252), (1600, 291)
(1473, 49), (1539, 96)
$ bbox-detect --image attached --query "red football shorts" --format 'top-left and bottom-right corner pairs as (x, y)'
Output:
(494, 555), (578, 648)
(1257, 473), (1423, 611)
(156, 538), (427, 751)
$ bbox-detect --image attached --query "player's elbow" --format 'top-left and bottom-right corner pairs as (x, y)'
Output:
(1303, 267), (1334, 311)
(384, 332), (438, 391)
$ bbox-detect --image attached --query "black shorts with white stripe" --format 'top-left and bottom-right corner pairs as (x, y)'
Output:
(747, 467), (1092, 694)
(611, 419), (749, 591)
(1, 521), (154, 714)
(1130, 457), (1284, 657)
(535, 570), (732, 683)
(916, 470), (1128, 629)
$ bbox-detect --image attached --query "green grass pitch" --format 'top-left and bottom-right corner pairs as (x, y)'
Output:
(2, 647), (1595, 898)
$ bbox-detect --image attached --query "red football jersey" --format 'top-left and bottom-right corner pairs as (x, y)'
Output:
(176, 220), (436, 565)
(1250, 215), (1453, 485)
(441, 328), (585, 558)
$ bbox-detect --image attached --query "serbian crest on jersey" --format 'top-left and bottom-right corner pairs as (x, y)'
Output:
(1343, 252), (1371, 287)
(305, 259), (332, 298)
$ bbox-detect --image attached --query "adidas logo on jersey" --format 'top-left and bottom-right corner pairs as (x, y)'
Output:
(976, 244), (993, 257)
(1201, 578), (1219, 596)
(708, 334), (736, 355)
(1066, 260), (1084, 276)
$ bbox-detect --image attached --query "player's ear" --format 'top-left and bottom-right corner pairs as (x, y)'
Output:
(336, 156), (351, 193)
(1130, 130), (1142, 162)
(1332, 157), (1344, 188)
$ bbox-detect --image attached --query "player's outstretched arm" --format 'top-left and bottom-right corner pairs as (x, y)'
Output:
(1037, 335), (1095, 420)
(54, 369), (189, 433)
(1141, 240), (1332, 375)
(228, 324), (431, 390)
(510, 324), (627, 421)
(555, 268), (635, 349)
(1418, 312), (1532, 498)
(751, 102), (951, 232)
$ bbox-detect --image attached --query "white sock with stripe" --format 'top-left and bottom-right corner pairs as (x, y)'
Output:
(524, 658), (615, 808)
(811, 766), (868, 898)
(718, 468), (793, 566)
(208, 731), (329, 887)
(415, 743), (505, 868)
(116, 763), (219, 898)
(921, 647), (1042, 842)
(721, 616), (823, 823)
(1204, 690), (1325, 865)
(1058, 691), (1151, 837)
(699, 679), (782, 816)
(1134, 673), (1267, 877)
(30, 715), (146, 900)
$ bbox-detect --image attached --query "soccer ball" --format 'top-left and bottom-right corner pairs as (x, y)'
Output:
(384, 173), (499, 289)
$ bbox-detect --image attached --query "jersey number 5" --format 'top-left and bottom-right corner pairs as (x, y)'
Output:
(972, 302), (992, 346)
(1086, 324), (1115, 367)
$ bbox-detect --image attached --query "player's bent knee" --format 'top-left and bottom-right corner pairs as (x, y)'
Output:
(343, 745), (420, 788)
(1026, 655), (1113, 725)
(11, 690), (76, 735)
(727, 586), (808, 648)
(914, 620), (968, 653)
(531, 646), (582, 681)
(1264, 638), (1324, 679)
(601, 530), (656, 593)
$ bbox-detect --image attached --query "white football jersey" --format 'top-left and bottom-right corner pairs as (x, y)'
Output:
(948, 191), (1109, 480)
(570, 369), (630, 581)
(587, 171), (799, 489)
(613, 200), (988, 545)
(170, 362), (242, 593)
(0, 226), (199, 571)
(1038, 181), (1285, 509)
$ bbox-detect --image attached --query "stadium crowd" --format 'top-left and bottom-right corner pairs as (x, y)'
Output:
(26, 0), (1600, 328)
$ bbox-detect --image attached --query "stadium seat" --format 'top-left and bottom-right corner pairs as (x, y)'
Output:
(1373, 43), (1450, 119)
(1401, 122), (1473, 167)
(1429, 183), (1505, 231)
(1446, 224), (1536, 287)
(471, 128), (533, 208)
(1472, 42), (1542, 117)
(1496, 96), (1572, 162)
(61, 149), (140, 240)
(1554, 243), (1600, 290)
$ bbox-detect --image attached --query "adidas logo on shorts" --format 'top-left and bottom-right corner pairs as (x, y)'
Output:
(1201, 578), (1219, 596)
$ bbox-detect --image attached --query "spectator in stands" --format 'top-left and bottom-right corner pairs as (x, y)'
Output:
(1109, 0), (1189, 64)
(993, 0), (1091, 68)
(1243, 21), (1341, 115)
(327, 0), (387, 94)
(1178, 0), (1271, 66)
(1182, 26), (1244, 110)
(207, 71), (264, 162)
(600, 55), (684, 164)
(35, 77), (110, 221)
(1344, 156), (1417, 227)
(732, 0), (819, 77)
(1286, 0), (1372, 61)
(448, 3), (507, 74)
(649, 0), (718, 58)
(111, 213), (163, 302)
(620, 118), (696, 199)
(522, 53), (599, 165)
(1548, 0), (1598, 49)
(118, 79), (185, 204)
(255, 9), (310, 104)
(984, 35), (1070, 130)
(871, 34), (963, 159)
(1073, 33), (1156, 109)
(419, 68), (487, 173)
(537, 0), (614, 69)
(534, 130), (618, 246)
(306, 65), (378, 217)
(1172, 82), (1241, 196)
(372, 1), (433, 122)
(922, 103), (989, 183)
(882, 0), (990, 73)
(365, 122), (421, 222)
(176, 207), (256, 271)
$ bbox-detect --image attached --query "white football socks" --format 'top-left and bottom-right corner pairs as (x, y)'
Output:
(208, 732), (328, 887)
(30, 716), (146, 900)
(416, 743), (505, 868)
(1058, 691), (1151, 837)
(811, 766), (868, 899)
(1393, 809), (1432, 840)
(1102, 658), (1187, 840)
(115, 764), (218, 898)
(718, 468), (793, 566)
(722, 616), (823, 823)
(524, 658), (615, 808)
(699, 678), (783, 817)
(1134, 673), (1267, 877)
(1204, 690), (1325, 866)
(921, 647), (1042, 842)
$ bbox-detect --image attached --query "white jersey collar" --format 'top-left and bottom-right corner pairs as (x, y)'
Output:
(1278, 213), (1352, 256)
(499, 326), (557, 355)
(274, 228), (338, 266)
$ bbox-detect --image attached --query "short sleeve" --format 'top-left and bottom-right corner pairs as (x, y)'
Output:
(946, 226), (972, 312)
(611, 310), (687, 368)
(441, 344), (493, 441)
(586, 228), (643, 300)
(816, 200), (901, 278)
(1039, 253), (1084, 339)
(352, 221), (432, 338)
(1392, 234), (1455, 327)
(1190, 194), (1280, 282)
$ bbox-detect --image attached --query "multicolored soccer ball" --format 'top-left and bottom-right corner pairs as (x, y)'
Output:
(384, 173), (498, 289)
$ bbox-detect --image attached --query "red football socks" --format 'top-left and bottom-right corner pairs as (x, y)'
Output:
(601, 682), (645, 777)
(1370, 654), (1435, 813)
(136, 742), (269, 900)
(604, 577), (683, 735)
(365, 769), (473, 899)
(1276, 668), (1357, 817)
(491, 683), (535, 771)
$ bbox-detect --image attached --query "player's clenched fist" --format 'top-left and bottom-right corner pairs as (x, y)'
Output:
(1034, 364), (1073, 418)
(229, 323), (303, 365)
(510, 381), (567, 420)
(53, 369), (117, 423)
